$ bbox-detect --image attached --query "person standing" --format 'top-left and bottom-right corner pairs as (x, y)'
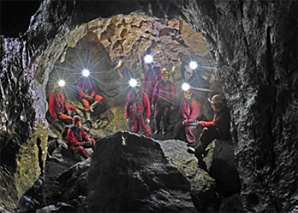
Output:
(49, 83), (76, 124)
(125, 80), (152, 137)
(151, 68), (176, 135)
(174, 88), (200, 147)
(65, 116), (96, 159)
(143, 65), (162, 100)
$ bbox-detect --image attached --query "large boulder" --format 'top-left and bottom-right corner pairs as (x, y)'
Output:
(88, 131), (197, 212)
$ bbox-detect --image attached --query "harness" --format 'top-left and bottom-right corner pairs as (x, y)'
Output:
(155, 81), (172, 107)
(131, 90), (144, 119)
(71, 126), (83, 142)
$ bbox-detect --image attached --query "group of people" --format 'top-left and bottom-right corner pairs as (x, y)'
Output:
(48, 77), (103, 159)
(48, 65), (231, 160)
(125, 66), (231, 157)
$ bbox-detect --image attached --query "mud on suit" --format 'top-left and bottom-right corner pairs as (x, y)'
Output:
(143, 67), (162, 99)
(49, 91), (76, 124)
(125, 90), (151, 137)
(196, 106), (231, 154)
(78, 78), (103, 111)
(174, 97), (200, 145)
(66, 125), (96, 158)
(152, 80), (176, 132)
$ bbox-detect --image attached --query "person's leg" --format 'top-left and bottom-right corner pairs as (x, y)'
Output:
(139, 118), (152, 137)
(82, 98), (91, 111)
(131, 119), (138, 133)
(174, 123), (183, 139)
(154, 107), (162, 134)
(195, 127), (215, 154)
(185, 126), (196, 146)
(162, 107), (170, 134)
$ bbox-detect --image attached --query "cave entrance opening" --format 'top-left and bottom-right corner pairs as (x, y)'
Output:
(46, 15), (223, 139)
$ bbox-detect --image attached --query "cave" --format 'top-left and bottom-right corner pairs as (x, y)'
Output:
(0, 0), (297, 212)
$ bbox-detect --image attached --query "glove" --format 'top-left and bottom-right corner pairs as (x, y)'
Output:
(151, 105), (155, 110)
(145, 119), (150, 124)
(182, 120), (186, 125)
(83, 140), (93, 148)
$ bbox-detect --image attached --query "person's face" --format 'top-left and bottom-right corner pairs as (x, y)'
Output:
(74, 122), (82, 129)
(135, 87), (140, 93)
(162, 74), (169, 82)
(211, 103), (220, 112)
(184, 91), (192, 100)
(56, 87), (63, 93)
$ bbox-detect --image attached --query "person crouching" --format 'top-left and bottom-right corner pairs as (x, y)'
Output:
(66, 116), (96, 159)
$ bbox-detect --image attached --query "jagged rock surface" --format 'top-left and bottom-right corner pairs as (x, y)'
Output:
(0, 0), (297, 212)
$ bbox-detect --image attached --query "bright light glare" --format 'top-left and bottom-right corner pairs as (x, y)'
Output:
(58, 80), (65, 87)
(129, 78), (138, 87)
(144, 54), (153, 64)
(182, 83), (190, 91)
(82, 69), (90, 77)
(189, 61), (198, 70)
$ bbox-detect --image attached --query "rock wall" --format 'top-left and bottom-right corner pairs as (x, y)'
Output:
(177, 0), (297, 212)
(0, 0), (297, 212)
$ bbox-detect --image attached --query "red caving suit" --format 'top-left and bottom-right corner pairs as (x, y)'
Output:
(125, 89), (151, 137)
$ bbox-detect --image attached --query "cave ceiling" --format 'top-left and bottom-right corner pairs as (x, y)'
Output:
(47, 15), (216, 105)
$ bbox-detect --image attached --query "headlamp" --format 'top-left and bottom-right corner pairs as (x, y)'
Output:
(129, 78), (138, 88)
(144, 54), (153, 64)
(189, 61), (198, 70)
(182, 83), (190, 91)
(58, 80), (65, 87)
(82, 69), (90, 77)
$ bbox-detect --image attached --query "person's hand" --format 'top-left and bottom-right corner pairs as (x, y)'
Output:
(83, 140), (93, 148)
(182, 120), (186, 125)
(145, 119), (150, 124)
(170, 106), (175, 110)
(151, 105), (155, 110)
(88, 96), (93, 100)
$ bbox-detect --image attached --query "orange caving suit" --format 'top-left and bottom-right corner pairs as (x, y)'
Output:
(66, 125), (95, 158)
(49, 91), (75, 124)
(78, 78), (103, 111)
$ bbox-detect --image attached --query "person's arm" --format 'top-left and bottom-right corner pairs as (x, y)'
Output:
(78, 81), (89, 98)
(200, 119), (216, 127)
(91, 80), (96, 97)
(49, 93), (57, 120)
(82, 128), (91, 141)
(184, 100), (200, 124)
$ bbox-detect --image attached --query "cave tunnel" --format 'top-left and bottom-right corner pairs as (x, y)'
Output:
(0, 0), (297, 212)
(45, 15), (220, 136)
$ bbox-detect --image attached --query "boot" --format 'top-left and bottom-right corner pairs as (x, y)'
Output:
(162, 127), (167, 135)
(90, 101), (99, 112)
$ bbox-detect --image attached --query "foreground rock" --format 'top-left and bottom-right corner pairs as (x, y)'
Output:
(88, 132), (197, 212)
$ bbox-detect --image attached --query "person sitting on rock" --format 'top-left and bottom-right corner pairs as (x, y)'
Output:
(125, 79), (151, 137)
(49, 83), (76, 124)
(151, 68), (176, 135)
(65, 115), (96, 159)
(174, 87), (200, 147)
(188, 94), (231, 154)
(78, 77), (103, 122)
